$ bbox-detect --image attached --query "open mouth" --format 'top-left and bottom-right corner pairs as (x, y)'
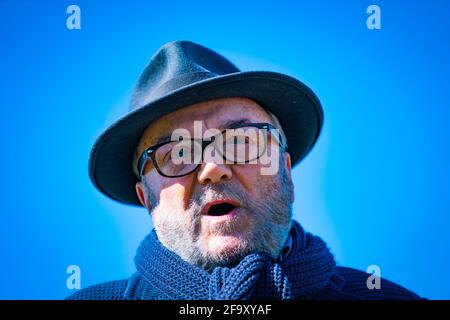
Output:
(204, 201), (239, 217)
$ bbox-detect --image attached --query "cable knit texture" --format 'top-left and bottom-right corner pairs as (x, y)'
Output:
(66, 221), (423, 300)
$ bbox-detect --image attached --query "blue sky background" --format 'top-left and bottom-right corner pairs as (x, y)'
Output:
(1, 0), (449, 299)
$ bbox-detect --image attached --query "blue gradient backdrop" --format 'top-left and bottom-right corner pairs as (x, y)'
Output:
(1, 0), (449, 299)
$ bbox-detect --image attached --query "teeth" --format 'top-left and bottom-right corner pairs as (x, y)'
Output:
(208, 203), (236, 216)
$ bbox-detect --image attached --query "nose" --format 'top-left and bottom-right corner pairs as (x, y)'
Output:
(197, 161), (232, 185)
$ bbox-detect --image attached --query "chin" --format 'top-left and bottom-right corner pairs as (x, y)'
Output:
(205, 233), (250, 261)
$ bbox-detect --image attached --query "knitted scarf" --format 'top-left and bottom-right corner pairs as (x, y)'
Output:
(128, 221), (349, 300)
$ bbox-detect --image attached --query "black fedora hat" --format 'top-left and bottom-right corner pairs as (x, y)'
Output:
(89, 40), (323, 206)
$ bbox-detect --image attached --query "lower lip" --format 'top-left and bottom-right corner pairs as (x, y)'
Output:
(204, 207), (240, 221)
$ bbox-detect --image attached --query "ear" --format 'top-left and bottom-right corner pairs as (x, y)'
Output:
(135, 181), (152, 210)
(284, 152), (295, 203)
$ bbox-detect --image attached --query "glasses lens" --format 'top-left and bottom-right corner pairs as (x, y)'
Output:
(154, 140), (201, 176)
(218, 126), (267, 163)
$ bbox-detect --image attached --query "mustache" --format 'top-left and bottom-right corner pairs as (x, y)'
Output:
(188, 182), (248, 216)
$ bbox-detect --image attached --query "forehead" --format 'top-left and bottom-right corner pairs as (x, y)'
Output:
(139, 97), (272, 147)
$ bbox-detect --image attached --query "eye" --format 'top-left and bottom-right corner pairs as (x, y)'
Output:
(171, 143), (193, 161)
(235, 136), (246, 144)
(229, 135), (249, 145)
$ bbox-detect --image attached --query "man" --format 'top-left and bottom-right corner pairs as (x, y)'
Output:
(68, 40), (422, 300)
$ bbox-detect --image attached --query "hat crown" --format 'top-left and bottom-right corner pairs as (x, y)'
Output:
(130, 40), (240, 111)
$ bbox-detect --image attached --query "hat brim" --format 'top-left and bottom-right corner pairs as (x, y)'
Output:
(89, 71), (323, 206)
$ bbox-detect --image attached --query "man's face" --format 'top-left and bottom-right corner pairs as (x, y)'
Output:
(135, 97), (295, 271)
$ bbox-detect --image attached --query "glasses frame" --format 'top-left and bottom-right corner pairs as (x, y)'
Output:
(136, 122), (286, 179)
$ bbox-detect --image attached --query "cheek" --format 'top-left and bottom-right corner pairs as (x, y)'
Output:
(231, 164), (264, 196)
(236, 164), (284, 202)
(157, 183), (189, 213)
(152, 183), (190, 230)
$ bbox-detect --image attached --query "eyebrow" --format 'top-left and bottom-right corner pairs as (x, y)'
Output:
(153, 118), (253, 145)
(219, 118), (252, 130)
(154, 133), (173, 145)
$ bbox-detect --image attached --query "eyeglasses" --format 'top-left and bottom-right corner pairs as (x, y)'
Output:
(136, 122), (286, 179)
